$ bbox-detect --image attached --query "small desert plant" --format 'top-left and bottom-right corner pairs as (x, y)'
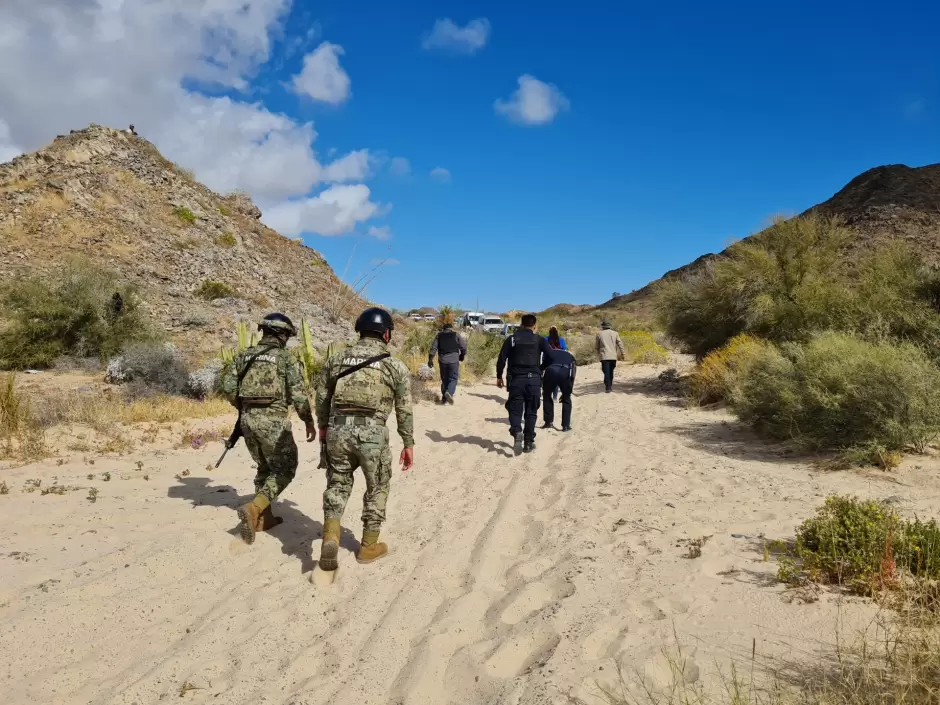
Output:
(106, 342), (191, 397)
(731, 332), (940, 457)
(87, 488), (98, 503)
(688, 334), (774, 405)
(0, 373), (47, 459)
(218, 205), (232, 217)
(194, 280), (238, 301)
(172, 205), (197, 223)
(214, 231), (237, 247)
(465, 331), (504, 378)
(620, 330), (669, 364)
(779, 495), (940, 596)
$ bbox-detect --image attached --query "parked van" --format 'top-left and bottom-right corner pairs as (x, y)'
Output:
(461, 311), (484, 328)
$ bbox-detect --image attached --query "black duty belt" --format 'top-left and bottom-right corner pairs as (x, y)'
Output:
(512, 372), (540, 378)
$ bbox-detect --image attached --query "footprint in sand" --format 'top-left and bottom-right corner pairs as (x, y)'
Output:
(310, 566), (338, 587)
(484, 625), (561, 678)
(581, 621), (630, 661)
(500, 579), (576, 625)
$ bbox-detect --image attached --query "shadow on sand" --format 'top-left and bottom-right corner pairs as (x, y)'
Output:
(167, 477), (359, 573)
(424, 429), (513, 458)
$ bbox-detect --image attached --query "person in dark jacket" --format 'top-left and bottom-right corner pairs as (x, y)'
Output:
(496, 313), (554, 455)
(428, 317), (467, 404)
(541, 346), (576, 431)
(544, 326), (567, 401)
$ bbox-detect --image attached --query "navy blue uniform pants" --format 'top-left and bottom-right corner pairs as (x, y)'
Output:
(506, 375), (541, 443)
(601, 360), (617, 391)
(439, 361), (460, 398)
(542, 367), (573, 428)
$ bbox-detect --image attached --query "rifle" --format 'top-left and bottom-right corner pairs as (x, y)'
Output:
(216, 345), (277, 468)
(316, 351), (391, 471)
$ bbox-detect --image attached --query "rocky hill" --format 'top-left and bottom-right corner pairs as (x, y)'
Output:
(589, 162), (940, 319)
(0, 124), (362, 359)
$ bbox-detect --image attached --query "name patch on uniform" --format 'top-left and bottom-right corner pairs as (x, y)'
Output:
(341, 357), (383, 369)
(251, 355), (278, 364)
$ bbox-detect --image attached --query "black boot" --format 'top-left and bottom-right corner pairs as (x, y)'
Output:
(523, 441), (535, 453)
(513, 433), (524, 456)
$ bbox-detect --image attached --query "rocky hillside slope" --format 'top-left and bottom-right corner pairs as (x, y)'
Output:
(593, 162), (940, 319)
(0, 124), (360, 359)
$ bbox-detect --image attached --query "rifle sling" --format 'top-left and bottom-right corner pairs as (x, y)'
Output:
(328, 352), (391, 398)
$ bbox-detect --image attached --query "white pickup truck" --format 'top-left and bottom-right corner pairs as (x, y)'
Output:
(480, 316), (504, 334)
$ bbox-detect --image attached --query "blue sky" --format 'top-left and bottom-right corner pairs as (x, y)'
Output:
(3, 0), (938, 314)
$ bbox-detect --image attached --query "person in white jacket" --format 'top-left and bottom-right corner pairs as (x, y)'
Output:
(595, 321), (625, 393)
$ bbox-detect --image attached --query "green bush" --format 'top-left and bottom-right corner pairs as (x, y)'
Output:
(782, 495), (940, 595)
(688, 334), (773, 405)
(731, 332), (940, 455)
(653, 214), (855, 358)
(620, 330), (669, 364)
(214, 231), (237, 248)
(567, 335), (597, 366)
(465, 331), (504, 377)
(194, 280), (238, 301)
(172, 206), (197, 224)
(0, 261), (155, 369)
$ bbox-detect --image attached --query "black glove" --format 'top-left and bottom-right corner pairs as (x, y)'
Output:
(427, 359), (433, 369)
(459, 354), (465, 362)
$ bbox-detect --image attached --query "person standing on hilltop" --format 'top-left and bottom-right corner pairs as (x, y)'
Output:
(428, 314), (467, 404)
(220, 313), (316, 545)
(595, 321), (625, 393)
(315, 307), (415, 571)
(497, 313), (554, 455)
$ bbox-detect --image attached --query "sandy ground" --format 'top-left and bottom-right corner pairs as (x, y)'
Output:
(4, 362), (940, 705)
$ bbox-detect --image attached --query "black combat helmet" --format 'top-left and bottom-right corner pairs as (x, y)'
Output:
(258, 312), (296, 337)
(355, 307), (394, 336)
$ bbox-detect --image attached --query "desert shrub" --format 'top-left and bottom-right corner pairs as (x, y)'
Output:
(181, 311), (212, 328)
(781, 495), (940, 596)
(52, 355), (103, 373)
(0, 373), (46, 459)
(465, 331), (503, 377)
(218, 205), (232, 217)
(398, 326), (437, 376)
(186, 358), (224, 399)
(214, 231), (237, 247)
(620, 330), (669, 364)
(732, 332), (940, 455)
(107, 342), (191, 396)
(194, 280), (238, 301)
(0, 260), (155, 369)
(172, 205), (197, 223)
(567, 335), (596, 366)
(654, 214), (857, 358)
(688, 334), (773, 405)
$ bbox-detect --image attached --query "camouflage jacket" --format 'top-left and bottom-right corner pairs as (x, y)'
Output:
(220, 335), (313, 423)
(316, 337), (414, 448)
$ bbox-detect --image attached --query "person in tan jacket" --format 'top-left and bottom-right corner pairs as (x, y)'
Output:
(595, 321), (625, 393)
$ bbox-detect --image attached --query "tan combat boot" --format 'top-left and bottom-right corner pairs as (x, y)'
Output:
(257, 506), (284, 532)
(356, 530), (388, 564)
(237, 502), (262, 545)
(319, 518), (342, 571)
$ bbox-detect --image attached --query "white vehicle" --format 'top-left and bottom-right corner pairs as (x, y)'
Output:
(461, 311), (484, 328)
(501, 322), (520, 336)
(481, 316), (504, 334)
(423, 313), (436, 322)
(409, 313), (422, 321)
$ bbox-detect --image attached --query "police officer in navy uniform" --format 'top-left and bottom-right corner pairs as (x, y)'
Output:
(540, 346), (577, 432)
(496, 313), (554, 455)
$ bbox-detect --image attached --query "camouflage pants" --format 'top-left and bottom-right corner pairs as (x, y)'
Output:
(241, 410), (298, 502)
(323, 423), (392, 532)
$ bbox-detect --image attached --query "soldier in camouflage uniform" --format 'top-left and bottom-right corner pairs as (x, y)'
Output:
(220, 313), (316, 545)
(316, 307), (414, 570)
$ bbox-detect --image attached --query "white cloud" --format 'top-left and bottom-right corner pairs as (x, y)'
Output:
(264, 185), (384, 237)
(430, 167), (451, 183)
(291, 42), (351, 105)
(367, 225), (392, 240)
(389, 157), (411, 178)
(494, 75), (570, 126)
(0, 0), (384, 237)
(422, 18), (490, 55)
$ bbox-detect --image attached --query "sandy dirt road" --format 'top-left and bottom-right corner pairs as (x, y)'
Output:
(3, 362), (940, 705)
